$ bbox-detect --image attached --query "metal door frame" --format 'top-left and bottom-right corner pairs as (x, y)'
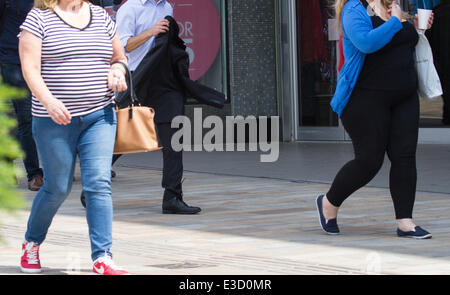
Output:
(275, 0), (298, 142)
(277, 0), (449, 143)
(276, 0), (346, 142)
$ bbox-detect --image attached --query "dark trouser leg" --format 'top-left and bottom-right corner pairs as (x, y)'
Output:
(157, 122), (200, 214)
(12, 96), (43, 180)
(443, 93), (450, 125)
(386, 91), (420, 219)
(1, 64), (42, 180)
(110, 154), (122, 178)
(326, 88), (389, 207)
(157, 123), (183, 199)
(112, 154), (122, 166)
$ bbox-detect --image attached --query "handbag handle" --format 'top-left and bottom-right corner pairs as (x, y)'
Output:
(112, 61), (139, 106)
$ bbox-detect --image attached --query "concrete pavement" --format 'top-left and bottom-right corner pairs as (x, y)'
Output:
(1, 142), (449, 275)
(119, 142), (450, 194)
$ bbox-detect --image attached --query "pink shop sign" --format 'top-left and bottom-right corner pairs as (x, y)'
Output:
(170, 0), (222, 81)
(112, 0), (222, 81)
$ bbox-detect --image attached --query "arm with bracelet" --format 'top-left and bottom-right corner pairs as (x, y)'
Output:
(108, 32), (128, 92)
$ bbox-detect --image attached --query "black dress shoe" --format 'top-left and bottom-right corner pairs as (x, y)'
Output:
(162, 196), (201, 215)
(28, 175), (44, 191)
(80, 190), (86, 208)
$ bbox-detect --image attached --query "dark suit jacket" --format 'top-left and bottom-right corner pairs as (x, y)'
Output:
(117, 16), (226, 123)
(427, 3), (450, 93)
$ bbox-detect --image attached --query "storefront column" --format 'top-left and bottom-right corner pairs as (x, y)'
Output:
(226, 0), (278, 119)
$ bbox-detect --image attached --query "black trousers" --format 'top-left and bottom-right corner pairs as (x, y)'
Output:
(0, 64), (43, 180)
(112, 122), (183, 199)
(327, 87), (420, 219)
(443, 93), (450, 124)
(157, 122), (183, 199)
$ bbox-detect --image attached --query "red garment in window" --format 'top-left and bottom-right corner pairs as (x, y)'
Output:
(338, 32), (345, 73)
(298, 0), (325, 65)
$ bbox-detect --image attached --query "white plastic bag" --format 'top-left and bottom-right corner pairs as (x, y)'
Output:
(415, 30), (443, 100)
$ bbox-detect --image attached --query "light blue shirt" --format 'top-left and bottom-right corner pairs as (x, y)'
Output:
(116, 0), (173, 71)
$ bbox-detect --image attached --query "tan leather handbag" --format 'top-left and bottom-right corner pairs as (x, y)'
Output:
(113, 63), (162, 155)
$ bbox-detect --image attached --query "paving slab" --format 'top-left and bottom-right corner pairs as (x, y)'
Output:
(1, 163), (450, 275)
(117, 142), (450, 194)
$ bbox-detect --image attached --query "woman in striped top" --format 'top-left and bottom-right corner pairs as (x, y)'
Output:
(18, 0), (129, 275)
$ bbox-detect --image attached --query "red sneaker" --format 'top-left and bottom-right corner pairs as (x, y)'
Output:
(93, 255), (129, 275)
(20, 241), (41, 273)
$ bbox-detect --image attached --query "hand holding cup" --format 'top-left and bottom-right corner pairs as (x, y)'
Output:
(416, 9), (434, 30)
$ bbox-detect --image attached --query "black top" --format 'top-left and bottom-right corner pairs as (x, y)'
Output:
(0, 0), (34, 65)
(427, 3), (450, 92)
(356, 16), (419, 90)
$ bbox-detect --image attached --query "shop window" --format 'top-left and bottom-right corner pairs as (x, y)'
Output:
(404, 0), (449, 127)
(106, 0), (228, 102)
(171, 0), (228, 103)
(297, 0), (339, 127)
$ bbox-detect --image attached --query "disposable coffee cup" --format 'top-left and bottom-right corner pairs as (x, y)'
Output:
(418, 8), (432, 30)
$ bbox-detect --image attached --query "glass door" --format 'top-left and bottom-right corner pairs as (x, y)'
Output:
(296, 0), (346, 141)
(406, 0), (450, 143)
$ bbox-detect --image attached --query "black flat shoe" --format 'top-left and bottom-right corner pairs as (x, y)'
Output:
(316, 194), (340, 235)
(397, 226), (432, 239)
(162, 196), (201, 215)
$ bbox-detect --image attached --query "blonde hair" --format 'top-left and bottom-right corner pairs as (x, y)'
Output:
(335, 0), (411, 28)
(34, 0), (89, 10)
(335, 0), (349, 29)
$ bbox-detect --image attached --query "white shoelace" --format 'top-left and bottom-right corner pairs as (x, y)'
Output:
(25, 243), (39, 265)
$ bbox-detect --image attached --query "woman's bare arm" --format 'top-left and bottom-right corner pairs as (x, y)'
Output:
(108, 33), (128, 92)
(19, 30), (71, 125)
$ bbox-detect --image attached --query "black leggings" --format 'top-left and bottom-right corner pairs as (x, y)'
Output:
(327, 87), (420, 219)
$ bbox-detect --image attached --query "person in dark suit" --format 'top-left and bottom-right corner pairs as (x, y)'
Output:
(115, 1), (225, 214)
(0, 0), (43, 191)
(426, 0), (450, 125)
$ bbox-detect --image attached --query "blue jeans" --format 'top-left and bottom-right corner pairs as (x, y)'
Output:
(0, 63), (42, 180)
(25, 106), (117, 261)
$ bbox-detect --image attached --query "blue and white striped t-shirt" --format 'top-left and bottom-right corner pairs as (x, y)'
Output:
(20, 3), (117, 117)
